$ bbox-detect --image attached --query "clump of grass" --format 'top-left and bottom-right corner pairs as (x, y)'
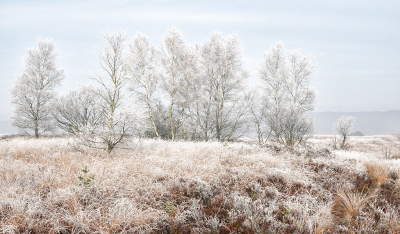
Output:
(365, 163), (389, 186)
(332, 191), (369, 226)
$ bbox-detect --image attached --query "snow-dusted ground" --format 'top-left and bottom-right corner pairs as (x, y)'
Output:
(0, 136), (399, 233)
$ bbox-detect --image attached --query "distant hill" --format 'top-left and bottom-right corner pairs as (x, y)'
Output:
(311, 110), (400, 135)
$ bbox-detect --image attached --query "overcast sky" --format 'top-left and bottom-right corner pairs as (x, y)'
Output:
(0, 0), (399, 120)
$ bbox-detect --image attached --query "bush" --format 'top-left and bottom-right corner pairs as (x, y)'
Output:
(351, 131), (364, 136)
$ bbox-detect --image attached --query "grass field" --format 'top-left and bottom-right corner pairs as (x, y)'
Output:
(0, 135), (400, 233)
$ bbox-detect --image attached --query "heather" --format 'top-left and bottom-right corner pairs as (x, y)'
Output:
(1, 135), (400, 233)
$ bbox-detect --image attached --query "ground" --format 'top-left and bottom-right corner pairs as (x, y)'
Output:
(0, 135), (400, 233)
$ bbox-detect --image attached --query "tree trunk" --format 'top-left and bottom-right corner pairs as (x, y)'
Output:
(169, 98), (174, 141)
(34, 115), (39, 138)
(147, 97), (159, 139)
(179, 104), (185, 140)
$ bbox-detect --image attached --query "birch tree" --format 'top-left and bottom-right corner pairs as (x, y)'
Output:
(176, 45), (201, 140)
(249, 90), (268, 144)
(259, 42), (315, 146)
(189, 75), (214, 141)
(11, 38), (64, 138)
(159, 27), (187, 140)
(127, 32), (160, 138)
(196, 32), (249, 141)
(90, 30), (135, 153)
(259, 42), (287, 142)
(280, 49), (316, 146)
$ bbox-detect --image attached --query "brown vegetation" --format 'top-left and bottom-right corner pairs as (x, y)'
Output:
(0, 136), (399, 233)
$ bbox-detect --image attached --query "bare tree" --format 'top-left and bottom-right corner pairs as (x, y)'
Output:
(281, 49), (316, 146)
(159, 27), (187, 140)
(333, 116), (355, 150)
(11, 38), (64, 138)
(259, 42), (315, 146)
(176, 45), (201, 140)
(127, 32), (160, 138)
(189, 77), (214, 141)
(249, 90), (269, 144)
(195, 32), (249, 141)
(90, 30), (136, 153)
(259, 42), (288, 143)
(52, 85), (103, 134)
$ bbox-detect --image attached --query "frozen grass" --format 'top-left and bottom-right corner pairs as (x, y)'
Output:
(310, 134), (400, 157)
(0, 135), (400, 233)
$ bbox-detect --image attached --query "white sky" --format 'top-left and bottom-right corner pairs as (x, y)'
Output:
(1, 0), (399, 120)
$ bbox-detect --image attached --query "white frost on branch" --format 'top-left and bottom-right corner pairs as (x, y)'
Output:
(11, 38), (64, 138)
(88, 30), (143, 153)
(126, 32), (161, 139)
(52, 85), (103, 135)
(258, 42), (316, 146)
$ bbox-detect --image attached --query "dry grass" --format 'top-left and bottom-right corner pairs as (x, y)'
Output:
(310, 134), (400, 157)
(0, 135), (399, 233)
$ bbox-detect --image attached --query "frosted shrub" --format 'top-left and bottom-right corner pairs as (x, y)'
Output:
(333, 116), (355, 150)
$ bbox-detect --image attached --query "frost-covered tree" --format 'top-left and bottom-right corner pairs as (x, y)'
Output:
(126, 32), (160, 138)
(259, 42), (315, 146)
(259, 42), (288, 143)
(90, 30), (139, 153)
(11, 38), (64, 138)
(52, 85), (103, 135)
(281, 49), (316, 146)
(189, 74), (214, 141)
(176, 45), (202, 140)
(333, 116), (355, 150)
(195, 32), (249, 141)
(159, 27), (188, 140)
(150, 101), (176, 139)
(248, 90), (268, 144)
